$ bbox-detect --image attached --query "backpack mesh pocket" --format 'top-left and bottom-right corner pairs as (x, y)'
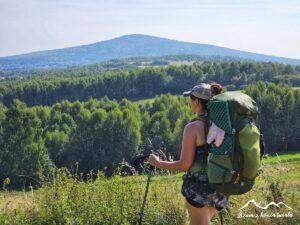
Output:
(211, 135), (233, 155)
(207, 100), (232, 133)
(208, 100), (234, 155)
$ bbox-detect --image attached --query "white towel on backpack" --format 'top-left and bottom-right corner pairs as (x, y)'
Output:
(207, 123), (225, 147)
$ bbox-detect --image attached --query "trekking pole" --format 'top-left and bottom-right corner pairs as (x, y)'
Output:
(138, 164), (153, 225)
(138, 138), (156, 225)
(219, 210), (224, 225)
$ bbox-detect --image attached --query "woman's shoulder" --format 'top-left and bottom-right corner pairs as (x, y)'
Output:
(185, 119), (205, 131)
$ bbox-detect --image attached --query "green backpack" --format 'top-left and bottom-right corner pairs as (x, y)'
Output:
(204, 91), (264, 195)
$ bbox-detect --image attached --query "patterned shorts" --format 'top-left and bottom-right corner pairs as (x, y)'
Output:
(181, 171), (229, 211)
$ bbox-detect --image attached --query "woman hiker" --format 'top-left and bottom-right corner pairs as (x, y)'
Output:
(148, 82), (228, 225)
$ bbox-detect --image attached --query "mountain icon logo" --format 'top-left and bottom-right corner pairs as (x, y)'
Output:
(239, 199), (293, 211)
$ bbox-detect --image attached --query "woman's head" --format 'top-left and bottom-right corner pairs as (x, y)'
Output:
(183, 82), (222, 114)
(189, 95), (208, 113)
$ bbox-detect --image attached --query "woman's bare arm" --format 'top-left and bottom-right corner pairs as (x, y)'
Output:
(150, 123), (196, 172)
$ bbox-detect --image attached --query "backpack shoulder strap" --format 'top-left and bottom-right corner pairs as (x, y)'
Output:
(190, 113), (211, 153)
(198, 114), (211, 170)
(193, 113), (209, 137)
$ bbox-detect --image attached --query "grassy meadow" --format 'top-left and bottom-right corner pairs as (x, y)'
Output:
(0, 152), (299, 225)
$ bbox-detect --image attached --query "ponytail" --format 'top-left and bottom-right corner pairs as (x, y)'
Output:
(210, 82), (222, 96)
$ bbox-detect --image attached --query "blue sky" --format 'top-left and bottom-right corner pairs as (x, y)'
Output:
(0, 0), (300, 58)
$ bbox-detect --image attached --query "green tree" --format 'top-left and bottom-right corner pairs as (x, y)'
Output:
(0, 100), (54, 188)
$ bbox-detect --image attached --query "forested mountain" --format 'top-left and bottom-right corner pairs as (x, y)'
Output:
(1, 34), (300, 71)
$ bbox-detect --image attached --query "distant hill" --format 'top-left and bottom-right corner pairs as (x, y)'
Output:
(1, 34), (300, 71)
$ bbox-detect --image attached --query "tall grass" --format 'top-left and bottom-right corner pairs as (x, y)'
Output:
(0, 153), (299, 225)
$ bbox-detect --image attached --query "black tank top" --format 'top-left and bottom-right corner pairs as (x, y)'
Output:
(195, 145), (209, 169)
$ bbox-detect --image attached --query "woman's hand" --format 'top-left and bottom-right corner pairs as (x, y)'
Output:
(148, 153), (161, 168)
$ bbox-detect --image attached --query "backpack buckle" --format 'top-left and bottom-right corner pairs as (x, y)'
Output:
(234, 173), (240, 184)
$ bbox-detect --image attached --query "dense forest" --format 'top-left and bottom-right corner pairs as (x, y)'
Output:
(0, 61), (300, 107)
(0, 55), (247, 77)
(0, 81), (299, 188)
